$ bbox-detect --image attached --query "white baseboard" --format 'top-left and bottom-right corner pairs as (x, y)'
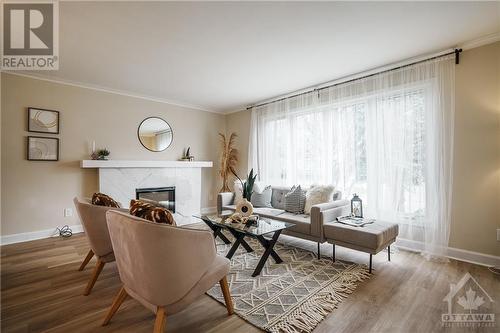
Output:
(395, 238), (500, 267)
(1, 225), (84, 246)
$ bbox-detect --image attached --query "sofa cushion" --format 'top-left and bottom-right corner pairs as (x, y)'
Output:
(323, 220), (398, 252)
(253, 207), (285, 217)
(273, 212), (310, 235)
(270, 186), (291, 210)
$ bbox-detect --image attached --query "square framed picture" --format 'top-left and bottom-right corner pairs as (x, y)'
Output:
(28, 107), (60, 134)
(27, 136), (59, 161)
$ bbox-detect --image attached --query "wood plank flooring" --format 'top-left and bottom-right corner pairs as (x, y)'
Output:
(1, 231), (499, 333)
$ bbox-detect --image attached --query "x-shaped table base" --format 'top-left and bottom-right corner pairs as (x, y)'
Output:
(226, 229), (283, 277)
(201, 217), (285, 277)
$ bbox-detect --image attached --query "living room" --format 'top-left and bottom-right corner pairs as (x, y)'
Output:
(1, 1), (499, 333)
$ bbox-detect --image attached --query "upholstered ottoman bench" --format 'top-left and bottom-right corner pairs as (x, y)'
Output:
(323, 220), (399, 273)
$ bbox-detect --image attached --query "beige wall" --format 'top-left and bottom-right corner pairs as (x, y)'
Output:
(449, 42), (499, 256)
(225, 109), (251, 181)
(1, 73), (225, 236)
(226, 42), (500, 257)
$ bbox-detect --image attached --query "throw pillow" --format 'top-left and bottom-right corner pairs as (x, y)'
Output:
(284, 185), (306, 214)
(251, 185), (272, 208)
(129, 199), (176, 225)
(304, 185), (335, 215)
(92, 192), (121, 208)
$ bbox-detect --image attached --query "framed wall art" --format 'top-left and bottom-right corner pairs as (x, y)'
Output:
(28, 107), (60, 134)
(27, 136), (59, 161)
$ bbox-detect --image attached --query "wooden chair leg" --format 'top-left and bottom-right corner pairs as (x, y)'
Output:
(154, 307), (166, 333)
(83, 259), (105, 296)
(219, 276), (234, 315)
(78, 249), (94, 271)
(102, 286), (128, 326)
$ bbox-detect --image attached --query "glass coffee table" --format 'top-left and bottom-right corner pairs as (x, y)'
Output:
(194, 213), (294, 277)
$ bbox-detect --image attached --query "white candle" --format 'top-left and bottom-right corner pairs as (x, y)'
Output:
(92, 141), (95, 153)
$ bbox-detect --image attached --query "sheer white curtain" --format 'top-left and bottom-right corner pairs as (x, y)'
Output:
(249, 56), (455, 258)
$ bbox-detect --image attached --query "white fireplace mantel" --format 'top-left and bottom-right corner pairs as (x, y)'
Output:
(80, 160), (213, 225)
(80, 160), (213, 168)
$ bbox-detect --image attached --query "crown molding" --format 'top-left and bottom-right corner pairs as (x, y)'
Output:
(0, 71), (223, 114)
(460, 31), (500, 51)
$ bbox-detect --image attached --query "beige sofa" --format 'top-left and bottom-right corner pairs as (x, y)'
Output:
(217, 186), (350, 258)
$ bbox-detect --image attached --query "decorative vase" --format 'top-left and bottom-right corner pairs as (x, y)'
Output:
(236, 199), (253, 217)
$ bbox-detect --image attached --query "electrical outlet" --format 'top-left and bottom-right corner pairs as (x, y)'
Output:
(64, 208), (73, 217)
(497, 229), (500, 242)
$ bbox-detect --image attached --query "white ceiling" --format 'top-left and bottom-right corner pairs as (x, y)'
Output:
(23, 1), (500, 113)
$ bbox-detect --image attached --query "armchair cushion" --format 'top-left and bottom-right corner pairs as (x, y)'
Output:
(92, 192), (121, 208)
(129, 199), (176, 225)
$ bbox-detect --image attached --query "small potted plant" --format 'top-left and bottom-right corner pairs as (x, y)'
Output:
(96, 149), (110, 160)
(231, 169), (257, 217)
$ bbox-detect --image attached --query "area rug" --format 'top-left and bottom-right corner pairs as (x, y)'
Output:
(205, 231), (371, 333)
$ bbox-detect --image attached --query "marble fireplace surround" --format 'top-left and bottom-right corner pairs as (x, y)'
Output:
(81, 160), (213, 225)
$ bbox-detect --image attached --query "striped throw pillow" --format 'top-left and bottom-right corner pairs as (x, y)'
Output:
(284, 185), (306, 214)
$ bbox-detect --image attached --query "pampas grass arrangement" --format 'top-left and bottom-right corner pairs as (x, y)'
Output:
(219, 132), (239, 193)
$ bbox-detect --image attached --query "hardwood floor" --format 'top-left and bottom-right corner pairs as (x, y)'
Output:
(1, 232), (499, 333)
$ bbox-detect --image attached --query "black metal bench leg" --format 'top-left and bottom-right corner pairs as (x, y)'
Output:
(388, 245), (391, 261)
(332, 243), (336, 263)
(369, 254), (373, 274)
(317, 242), (321, 259)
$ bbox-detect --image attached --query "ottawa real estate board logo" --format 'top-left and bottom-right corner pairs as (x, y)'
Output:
(442, 273), (496, 328)
(2, 1), (59, 70)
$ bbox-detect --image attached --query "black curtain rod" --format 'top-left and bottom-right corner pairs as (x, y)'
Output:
(247, 48), (462, 110)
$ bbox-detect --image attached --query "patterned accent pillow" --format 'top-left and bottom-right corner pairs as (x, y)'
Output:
(251, 185), (272, 208)
(92, 193), (121, 208)
(129, 199), (176, 225)
(284, 185), (306, 214)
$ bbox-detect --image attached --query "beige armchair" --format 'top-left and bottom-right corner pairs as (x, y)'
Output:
(103, 210), (233, 333)
(73, 197), (128, 295)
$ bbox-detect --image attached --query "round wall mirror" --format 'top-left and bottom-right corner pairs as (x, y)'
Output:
(138, 117), (173, 152)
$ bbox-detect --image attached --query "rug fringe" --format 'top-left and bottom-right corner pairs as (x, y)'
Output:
(268, 265), (370, 333)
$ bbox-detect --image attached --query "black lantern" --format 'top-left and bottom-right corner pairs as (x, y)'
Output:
(351, 194), (363, 218)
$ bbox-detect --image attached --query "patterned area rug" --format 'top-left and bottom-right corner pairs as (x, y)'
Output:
(205, 231), (371, 333)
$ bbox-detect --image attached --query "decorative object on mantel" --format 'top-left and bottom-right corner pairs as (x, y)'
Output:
(28, 107), (60, 134)
(219, 132), (238, 192)
(91, 148), (110, 160)
(180, 147), (194, 161)
(27, 136), (59, 161)
(351, 193), (363, 218)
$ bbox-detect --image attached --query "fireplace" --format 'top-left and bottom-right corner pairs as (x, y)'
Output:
(136, 186), (175, 213)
